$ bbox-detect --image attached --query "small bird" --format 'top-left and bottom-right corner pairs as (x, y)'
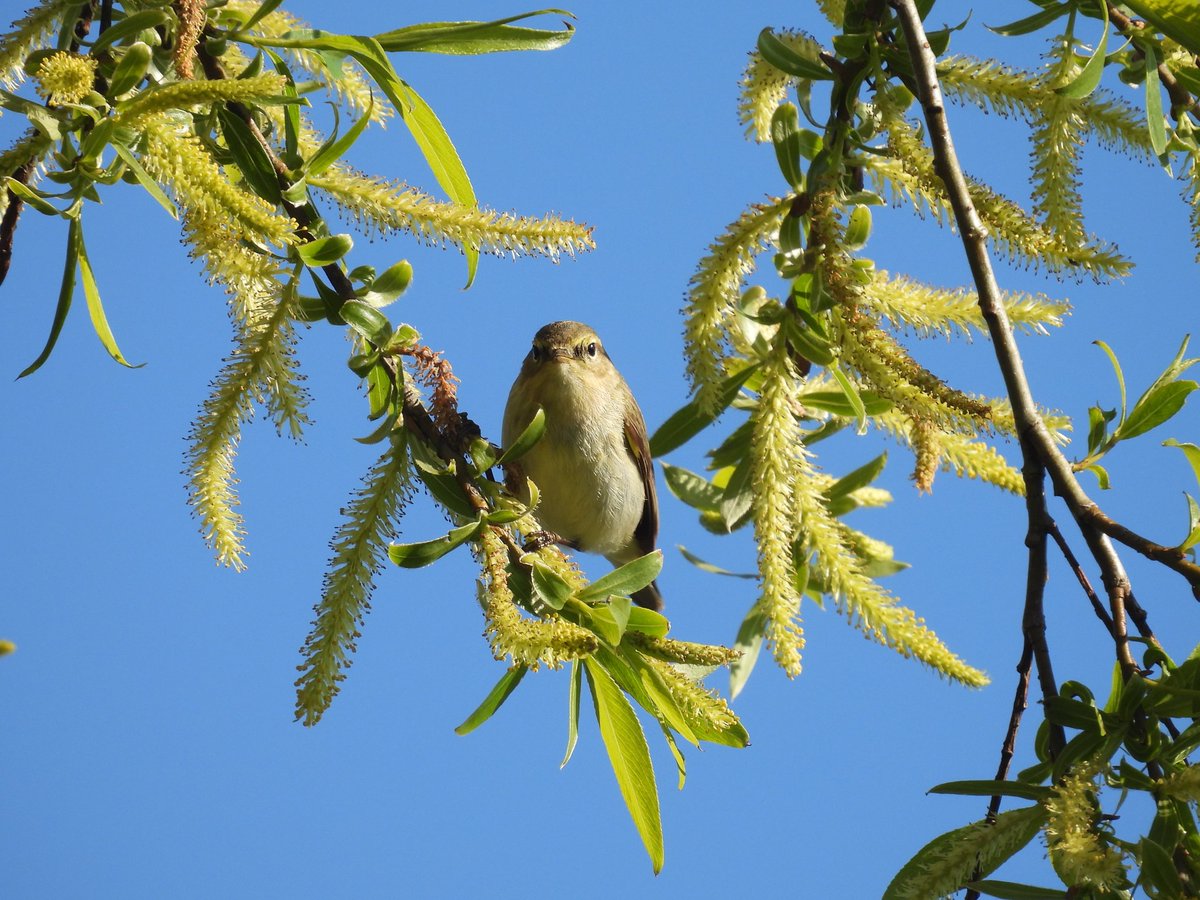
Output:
(503, 321), (663, 611)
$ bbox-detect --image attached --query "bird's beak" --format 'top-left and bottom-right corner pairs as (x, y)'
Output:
(547, 347), (573, 363)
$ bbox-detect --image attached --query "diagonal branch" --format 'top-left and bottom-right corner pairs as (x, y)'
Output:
(890, 0), (1141, 680)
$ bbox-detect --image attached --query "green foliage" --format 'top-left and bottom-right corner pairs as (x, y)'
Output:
(0, 0), (747, 872)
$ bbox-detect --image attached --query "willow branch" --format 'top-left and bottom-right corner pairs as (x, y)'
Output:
(890, 0), (1140, 680)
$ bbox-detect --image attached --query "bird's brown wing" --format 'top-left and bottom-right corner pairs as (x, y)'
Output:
(623, 400), (658, 556)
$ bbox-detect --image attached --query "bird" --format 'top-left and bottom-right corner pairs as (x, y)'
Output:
(502, 321), (663, 611)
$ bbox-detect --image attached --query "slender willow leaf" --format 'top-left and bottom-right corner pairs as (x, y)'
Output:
(661, 463), (721, 512)
(89, 10), (169, 53)
(561, 660), (582, 768)
(584, 658), (664, 874)
(650, 364), (760, 457)
(496, 407), (546, 466)
(454, 665), (527, 735)
(388, 518), (484, 567)
(929, 780), (1051, 802)
(528, 558), (574, 611)
(19, 217), (79, 378)
(827, 452), (886, 501)
(575, 551), (663, 603)
(677, 545), (755, 579)
(1116, 381), (1197, 441)
(297, 234), (354, 267)
(1056, 2), (1109, 99)
(830, 363), (868, 434)
(756, 28), (832, 80)
(308, 94), (375, 177)
(376, 11), (575, 54)
(965, 881), (1068, 900)
(217, 107), (283, 203)
(624, 606), (671, 638)
(78, 228), (141, 369)
(986, 5), (1070, 36)
(111, 144), (177, 218)
(729, 608), (768, 700)
(1145, 45), (1168, 157)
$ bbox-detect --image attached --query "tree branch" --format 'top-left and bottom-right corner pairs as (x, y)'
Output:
(1107, 2), (1195, 117)
(890, 0), (1140, 680)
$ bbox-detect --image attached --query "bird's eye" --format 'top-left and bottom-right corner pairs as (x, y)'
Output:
(587, 342), (597, 357)
(530, 345), (540, 362)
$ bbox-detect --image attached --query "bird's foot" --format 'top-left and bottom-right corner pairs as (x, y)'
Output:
(522, 530), (576, 554)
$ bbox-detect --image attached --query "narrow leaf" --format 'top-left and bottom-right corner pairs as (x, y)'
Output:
(661, 463), (722, 512)
(308, 94), (375, 177)
(729, 609), (768, 700)
(756, 28), (832, 80)
(1145, 45), (1169, 157)
(677, 545), (755, 579)
(650, 364), (759, 457)
(297, 234), (354, 267)
(111, 143), (177, 218)
(929, 780), (1051, 802)
(966, 881), (1068, 900)
(1056, 2), (1109, 99)
(376, 11), (576, 55)
(986, 5), (1070, 36)
(496, 407), (546, 466)
(575, 551), (663, 603)
(561, 660), (582, 768)
(830, 363), (868, 434)
(1116, 381), (1196, 441)
(19, 218), (79, 377)
(78, 228), (141, 369)
(584, 658), (664, 873)
(454, 665), (527, 735)
(387, 518), (483, 567)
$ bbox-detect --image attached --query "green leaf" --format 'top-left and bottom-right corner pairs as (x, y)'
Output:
(240, 0), (286, 33)
(799, 389), (893, 417)
(365, 362), (391, 420)
(4, 176), (63, 217)
(412, 457), (476, 517)
(929, 780), (1051, 802)
(624, 606), (671, 638)
(966, 881), (1068, 900)
(1122, 1), (1200, 56)
(843, 204), (872, 250)
(661, 463), (721, 512)
(1116, 380), (1197, 441)
(1164, 439), (1200, 488)
(827, 452), (886, 501)
(217, 107), (283, 204)
(986, 5), (1070, 36)
(756, 28), (832, 80)
(307, 93), (375, 177)
(1083, 463), (1111, 490)
(1145, 44), (1169, 157)
(884, 806), (1047, 900)
(376, 11), (576, 55)
(830, 363), (868, 434)
(297, 234), (354, 267)
(339, 298), (393, 347)
(108, 41), (152, 96)
(650, 364), (760, 457)
(719, 457), (754, 532)
(575, 551), (663, 603)
(387, 517), (484, 567)
(88, 9), (170, 54)
(110, 143), (178, 218)
(677, 545), (755, 579)
(770, 103), (805, 191)
(454, 665), (527, 735)
(1180, 493), (1200, 552)
(561, 660), (582, 768)
(729, 609), (767, 700)
(1139, 836), (1187, 898)
(248, 32), (480, 284)
(19, 217), (79, 378)
(78, 226), (141, 369)
(1093, 340), (1127, 423)
(496, 407), (546, 466)
(358, 259), (413, 307)
(583, 658), (664, 874)
(782, 314), (835, 366)
(1056, 1), (1109, 99)
(527, 557), (574, 611)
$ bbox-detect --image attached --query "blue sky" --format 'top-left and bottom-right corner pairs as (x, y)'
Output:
(3, 1), (1198, 896)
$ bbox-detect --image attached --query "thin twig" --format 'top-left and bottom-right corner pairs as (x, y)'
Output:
(1084, 506), (1200, 599)
(1046, 519), (1115, 635)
